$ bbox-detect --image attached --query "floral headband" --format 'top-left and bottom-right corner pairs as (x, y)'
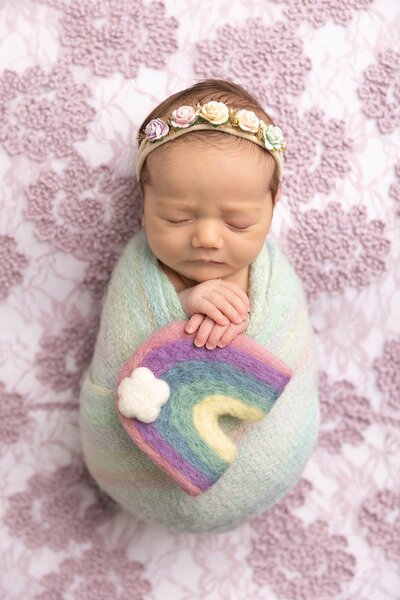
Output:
(136, 101), (286, 181)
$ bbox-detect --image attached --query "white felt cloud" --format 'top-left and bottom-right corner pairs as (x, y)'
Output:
(117, 367), (170, 423)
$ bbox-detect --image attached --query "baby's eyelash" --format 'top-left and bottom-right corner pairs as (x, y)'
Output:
(229, 224), (250, 230)
(164, 218), (252, 230)
(166, 219), (190, 224)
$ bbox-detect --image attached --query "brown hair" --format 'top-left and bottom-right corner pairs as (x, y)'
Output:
(137, 78), (280, 202)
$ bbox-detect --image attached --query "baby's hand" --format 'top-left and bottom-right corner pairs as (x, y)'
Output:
(178, 279), (250, 327)
(186, 313), (249, 349)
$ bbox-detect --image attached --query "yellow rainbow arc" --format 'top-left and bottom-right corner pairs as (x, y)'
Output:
(192, 395), (265, 463)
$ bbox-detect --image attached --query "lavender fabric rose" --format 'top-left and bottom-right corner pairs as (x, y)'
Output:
(145, 118), (169, 142)
(171, 105), (197, 128)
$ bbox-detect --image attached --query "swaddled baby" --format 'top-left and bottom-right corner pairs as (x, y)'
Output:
(79, 79), (320, 532)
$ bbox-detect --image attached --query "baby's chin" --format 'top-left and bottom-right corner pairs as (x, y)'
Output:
(178, 262), (239, 285)
(182, 261), (226, 276)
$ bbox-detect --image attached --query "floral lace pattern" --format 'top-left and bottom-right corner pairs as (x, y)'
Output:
(286, 202), (391, 298)
(3, 462), (115, 550)
(1, 0), (399, 597)
(190, 535), (247, 598)
(82, 248), (122, 301)
(38, 0), (179, 78)
(0, 235), (28, 299)
(374, 337), (400, 410)
(278, 105), (353, 206)
(0, 63), (95, 161)
(389, 160), (400, 216)
(35, 544), (152, 600)
(358, 49), (400, 133)
(271, 0), (374, 27)
(248, 479), (357, 598)
(0, 382), (31, 445)
(25, 152), (141, 261)
(318, 371), (373, 452)
(35, 310), (100, 397)
(359, 489), (400, 563)
(317, 371), (400, 452)
(195, 20), (311, 109)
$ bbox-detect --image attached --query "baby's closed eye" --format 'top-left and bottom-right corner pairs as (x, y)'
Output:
(163, 217), (255, 230)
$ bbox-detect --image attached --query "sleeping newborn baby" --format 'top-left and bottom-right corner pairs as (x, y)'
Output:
(79, 78), (320, 533)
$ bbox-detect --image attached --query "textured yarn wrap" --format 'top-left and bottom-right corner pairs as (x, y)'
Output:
(79, 228), (320, 533)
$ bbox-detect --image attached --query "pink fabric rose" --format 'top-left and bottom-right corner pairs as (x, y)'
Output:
(170, 105), (196, 128)
(236, 109), (260, 133)
(145, 118), (169, 142)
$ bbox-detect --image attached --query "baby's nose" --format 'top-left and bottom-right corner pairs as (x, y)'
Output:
(192, 219), (223, 249)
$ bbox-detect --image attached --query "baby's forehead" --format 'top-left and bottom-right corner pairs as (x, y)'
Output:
(145, 142), (275, 212)
(146, 132), (275, 182)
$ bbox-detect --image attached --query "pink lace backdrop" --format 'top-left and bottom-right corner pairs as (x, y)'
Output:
(1, 0), (399, 598)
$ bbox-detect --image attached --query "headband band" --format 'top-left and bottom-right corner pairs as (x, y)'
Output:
(136, 101), (286, 181)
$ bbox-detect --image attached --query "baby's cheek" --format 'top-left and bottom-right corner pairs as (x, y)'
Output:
(228, 239), (255, 262)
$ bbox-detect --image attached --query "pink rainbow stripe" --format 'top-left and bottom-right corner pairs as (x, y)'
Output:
(117, 320), (293, 383)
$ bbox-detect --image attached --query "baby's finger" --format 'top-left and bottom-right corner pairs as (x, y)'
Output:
(217, 320), (249, 348)
(210, 289), (250, 323)
(194, 316), (215, 348)
(196, 298), (231, 327)
(204, 321), (230, 350)
(219, 280), (251, 311)
(185, 313), (205, 334)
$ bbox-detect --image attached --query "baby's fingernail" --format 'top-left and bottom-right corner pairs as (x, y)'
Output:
(186, 326), (193, 333)
(217, 342), (224, 348)
(194, 339), (202, 347)
(223, 318), (229, 325)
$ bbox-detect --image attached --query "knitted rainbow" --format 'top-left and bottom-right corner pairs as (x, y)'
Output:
(115, 320), (293, 496)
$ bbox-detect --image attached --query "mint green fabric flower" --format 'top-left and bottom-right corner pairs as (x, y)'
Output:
(262, 123), (286, 151)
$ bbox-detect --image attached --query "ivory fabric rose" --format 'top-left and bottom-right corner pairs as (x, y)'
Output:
(171, 105), (196, 128)
(145, 118), (169, 142)
(236, 109), (260, 133)
(262, 124), (285, 151)
(199, 101), (229, 125)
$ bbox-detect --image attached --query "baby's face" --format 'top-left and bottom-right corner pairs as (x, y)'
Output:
(141, 138), (277, 290)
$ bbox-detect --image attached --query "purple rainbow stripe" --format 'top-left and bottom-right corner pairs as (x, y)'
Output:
(141, 338), (291, 390)
(134, 418), (213, 490)
(118, 321), (293, 382)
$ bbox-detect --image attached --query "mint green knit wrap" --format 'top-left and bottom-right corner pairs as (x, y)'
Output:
(79, 229), (319, 533)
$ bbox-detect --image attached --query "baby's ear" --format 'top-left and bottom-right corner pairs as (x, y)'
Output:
(273, 185), (282, 204)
